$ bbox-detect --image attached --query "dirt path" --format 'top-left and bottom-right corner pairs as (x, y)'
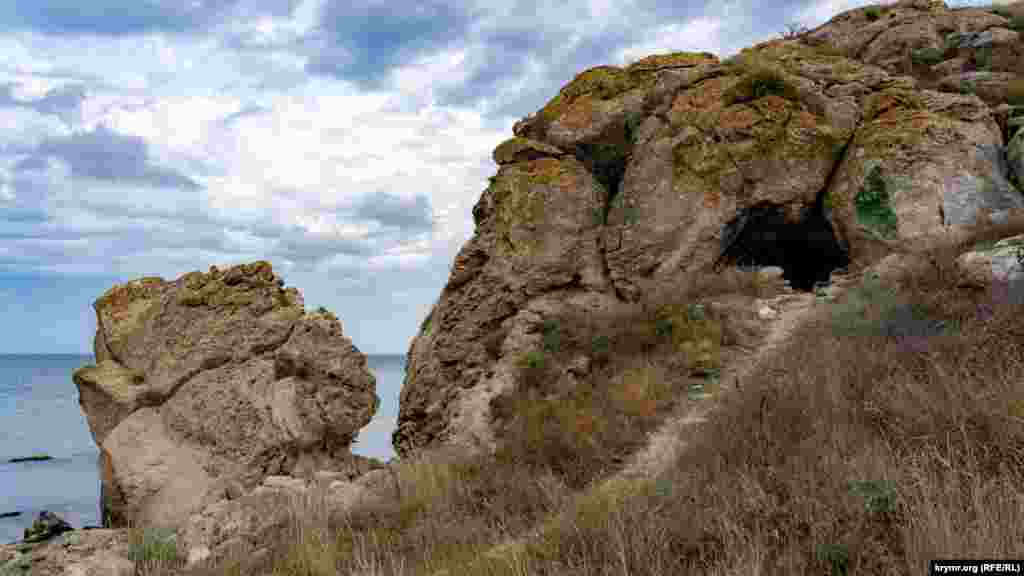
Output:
(469, 265), (880, 568)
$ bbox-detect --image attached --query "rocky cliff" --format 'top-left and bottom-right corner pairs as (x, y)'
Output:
(392, 0), (1024, 459)
(71, 261), (380, 533)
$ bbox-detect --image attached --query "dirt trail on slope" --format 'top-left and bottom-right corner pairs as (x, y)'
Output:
(469, 264), (886, 568)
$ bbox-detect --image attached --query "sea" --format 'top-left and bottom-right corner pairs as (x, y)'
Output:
(0, 353), (405, 545)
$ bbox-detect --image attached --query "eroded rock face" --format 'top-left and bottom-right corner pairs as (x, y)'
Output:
(72, 261), (379, 534)
(394, 1), (1024, 458)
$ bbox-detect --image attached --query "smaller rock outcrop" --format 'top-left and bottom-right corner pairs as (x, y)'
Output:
(71, 261), (380, 542)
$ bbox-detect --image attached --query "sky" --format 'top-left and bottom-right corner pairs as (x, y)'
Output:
(0, 0), (1007, 357)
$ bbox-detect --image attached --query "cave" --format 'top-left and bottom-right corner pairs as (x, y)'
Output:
(716, 201), (850, 292)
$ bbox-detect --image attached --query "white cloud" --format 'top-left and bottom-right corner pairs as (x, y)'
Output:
(613, 17), (725, 66)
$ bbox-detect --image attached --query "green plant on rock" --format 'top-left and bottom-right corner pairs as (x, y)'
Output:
(865, 6), (882, 21)
(848, 479), (897, 515)
(910, 47), (944, 67)
(1009, 15), (1024, 31)
(519, 350), (547, 370)
(128, 526), (181, 565)
(817, 543), (851, 576)
(654, 317), (673, 339)
(0, 553), (32, 576)
(622, 205), (640, 226)
(960, 78), (977, 95)
(992, 7), (1012, 18)
(623, 109), (645, 145)
(751, 69), (789, 100)
(855, 164), (899, 240)
(722, 64), (800, 106)
(1007, 79), (1024, 106)
(974, 45), (992, 70)
(541, 319), (561, 353)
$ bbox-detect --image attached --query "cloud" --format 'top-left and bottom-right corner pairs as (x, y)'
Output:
(353, 191), (434, 231)
(304, 0), (475, 90)
(0, 0), (303, 37)
(15, 124), (201, 190)
(0, 81), (87, 124)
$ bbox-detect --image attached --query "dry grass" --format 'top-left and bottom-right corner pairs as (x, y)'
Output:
(123, 208), (1024, 575)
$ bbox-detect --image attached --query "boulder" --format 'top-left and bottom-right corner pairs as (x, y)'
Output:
(71, 261), (380, 538)
(394, 5), (1024, 459)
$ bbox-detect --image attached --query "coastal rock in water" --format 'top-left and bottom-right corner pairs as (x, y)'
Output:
(72, 261), (380, 538)
(393, 0), (1024, 459)
(22, 511), (72, 543)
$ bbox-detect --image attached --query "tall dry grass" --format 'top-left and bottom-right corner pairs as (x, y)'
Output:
(120, 207), (1024, 576)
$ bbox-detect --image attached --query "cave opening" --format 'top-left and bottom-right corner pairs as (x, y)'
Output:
(716, 201), (850, 292)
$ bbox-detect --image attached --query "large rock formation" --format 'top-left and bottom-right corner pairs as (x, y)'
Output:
(71, 261), (380, 535)
(393, 0), (1024, 458)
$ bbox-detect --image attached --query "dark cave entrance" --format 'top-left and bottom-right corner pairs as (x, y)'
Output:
(715, 201), (850, 292)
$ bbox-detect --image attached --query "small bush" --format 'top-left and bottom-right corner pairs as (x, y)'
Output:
(974, 45), (992, 70)
(128, 526), (181, 565)
(847, 479), (897, 515)
(1009, 15), (1024, 31)
(910, 47), (944, 66)
(854, 165), (899, 240)
(817, 543), (851, 576)
(1009, 79), (1024, 106)
(541, 319), (561, 353)
(865, 6), (882, 21)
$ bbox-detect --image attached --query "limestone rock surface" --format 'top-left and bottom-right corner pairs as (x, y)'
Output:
(0, 526), (134, 576)
(393, 0), (1024, 459)
(72, 261), (380, 537)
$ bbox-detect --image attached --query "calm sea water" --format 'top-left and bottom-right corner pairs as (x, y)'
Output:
(0, 353), (405, 545)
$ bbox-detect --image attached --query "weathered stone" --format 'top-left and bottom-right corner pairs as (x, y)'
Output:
(955, 234), (1024, 287)
(394, 3), (1024, 460)
(492, 137), (566, 165)
(179, 460), (393, 570)
(72, 261), (379, 540)
(0, 528), (135, 576)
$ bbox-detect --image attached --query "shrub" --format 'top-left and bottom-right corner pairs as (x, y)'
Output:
(128, 526), (181, 565)
(854, 165), (899, 240)
(865, 6), (882, 21)
(1009, 15), (1024, 31)
(541, 319), (561, 353)
(817, 543), (851, 576)
(974, 46), (992, 70)
(623, 110), (645, 145)
(910, 47), (944, 66)
(847, 479), (897, 515)
(1008, 79), (1024, 106)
